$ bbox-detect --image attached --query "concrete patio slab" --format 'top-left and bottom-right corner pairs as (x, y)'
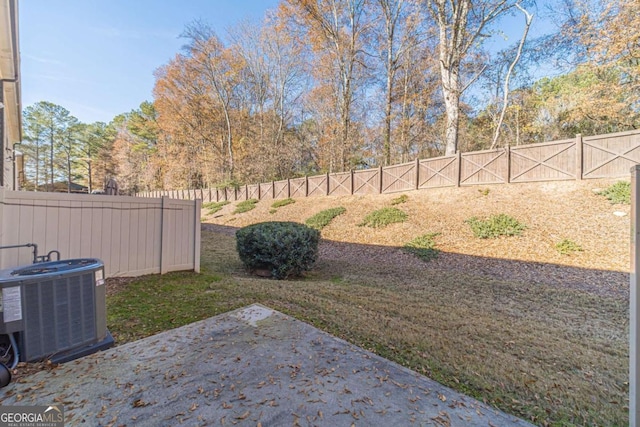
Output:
(1, 305), (534, 426)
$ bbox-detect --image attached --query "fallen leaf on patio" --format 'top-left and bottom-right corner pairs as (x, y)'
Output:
(235, 411), (250, 420)
(132, 399), (150, 408)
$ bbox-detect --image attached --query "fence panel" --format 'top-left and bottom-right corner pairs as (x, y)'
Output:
(460, 149), (508, 186)
(0, 190), (200, 277)
(583, 130), (640, 179)
(353, 169), (380, 195)
(236, 186), (247, 201)
(259, 182), (274, 200)
(418, 156), (457, 188)
(161, 197), (200, 274)
(307, 175), (328, 197)
(274, 180), (289, 199)
(289, 177), (306, 197)
(247, 184), (260, 200)
(510, 139), (575, 182)
(329, 172), (352, 196)
(382, 162), (416, 193)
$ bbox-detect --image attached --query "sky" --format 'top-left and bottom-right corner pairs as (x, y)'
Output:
(19, 0), (280, 124)
(19, 1), (558, 125)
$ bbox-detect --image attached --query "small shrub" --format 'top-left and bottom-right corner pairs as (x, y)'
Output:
(556, 239), (583, 255)
(597, 181), (630, 204)
(271, 198), (296, 209)
(305, 207), (347, 230)
(236, 221), (319, 279)
(203, 201), (230, 215)
(269, 208), (277, 214)
(404, 233), (440, 261)
(478, 188), (490, 196)
(234, 199), (258, 214)
(391, 194), (409, 205)
(465, 214), (526, 239)
(359, 207), (408, 228)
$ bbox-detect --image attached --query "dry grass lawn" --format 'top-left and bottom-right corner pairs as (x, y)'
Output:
(11, 179), (629, 426)
(197, 179), (629, 426)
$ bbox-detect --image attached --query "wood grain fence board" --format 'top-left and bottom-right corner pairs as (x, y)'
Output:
(583, 131), (640, 178)
(353, 169), (380, 195)
(274, 180), (289, 199)
(418, 156), (457, 188)
(289, 178), (306, 197)
(259, 182), (274, 200)
(460, 149), (508, 185)
(329, 172), (352, 196)
(307, 175), (327, 197)
(510, 140), (575, 182)
(382, 162), (416, 193)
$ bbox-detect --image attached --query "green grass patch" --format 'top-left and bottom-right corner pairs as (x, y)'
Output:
(203, 200), (230, 215)
(359, 207), (408, 228)
(391, 194), (409, 205)
(305, 207), (346, 230)
(465, 214), (525, 238)
(233, 199), (258, 214)
(271, 198), (296, 209)
(597, 181), (630, 204)
(556, 238), (583, 255)
(403, 233), (440, 261)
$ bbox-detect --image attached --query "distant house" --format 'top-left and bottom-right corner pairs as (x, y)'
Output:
(0, 0), (21, 190)
(36, 181), (89, 193)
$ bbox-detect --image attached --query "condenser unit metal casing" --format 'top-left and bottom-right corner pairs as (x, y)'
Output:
(0, 258), (113, 363)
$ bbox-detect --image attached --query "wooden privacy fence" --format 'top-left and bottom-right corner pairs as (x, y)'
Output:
(137, 129), (640, 202)
(0, 190), (201, 277)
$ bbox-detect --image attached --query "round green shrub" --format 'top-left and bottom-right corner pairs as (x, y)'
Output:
(236, 221), (320, 279)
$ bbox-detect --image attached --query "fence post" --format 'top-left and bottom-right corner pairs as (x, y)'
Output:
(326, 172), (330, 195)
(193, 199), (201, 273)
(245, 184), (248, 200)
(350, 170), (354, 195)
(379, 166), (383, 193)
(575, 134), (583, 180)
(305, 175), (309, 197)
(160, 196), (169, 274)
(415, 158), (420, 190)
(631, 165), (640, 427)
(456, 151), (462, 187)
(287, 179), (291, 198)
(272, 181), (276, 199)
(257, 183), (261, 200)
(506, 146), (511, 183)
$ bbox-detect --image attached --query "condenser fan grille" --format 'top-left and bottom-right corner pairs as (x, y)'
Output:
(22, 273), (96, 361)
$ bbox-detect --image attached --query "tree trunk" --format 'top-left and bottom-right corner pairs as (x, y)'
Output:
(441, 63), (460, 155)
(384, 56), (393, 165)
(67, 155), (71, 193)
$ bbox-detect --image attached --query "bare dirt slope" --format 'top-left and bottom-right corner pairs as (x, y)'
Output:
(203, 178), (630, 297)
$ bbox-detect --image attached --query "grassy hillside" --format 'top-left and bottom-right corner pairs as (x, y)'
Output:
(204, 179), (630, 273)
